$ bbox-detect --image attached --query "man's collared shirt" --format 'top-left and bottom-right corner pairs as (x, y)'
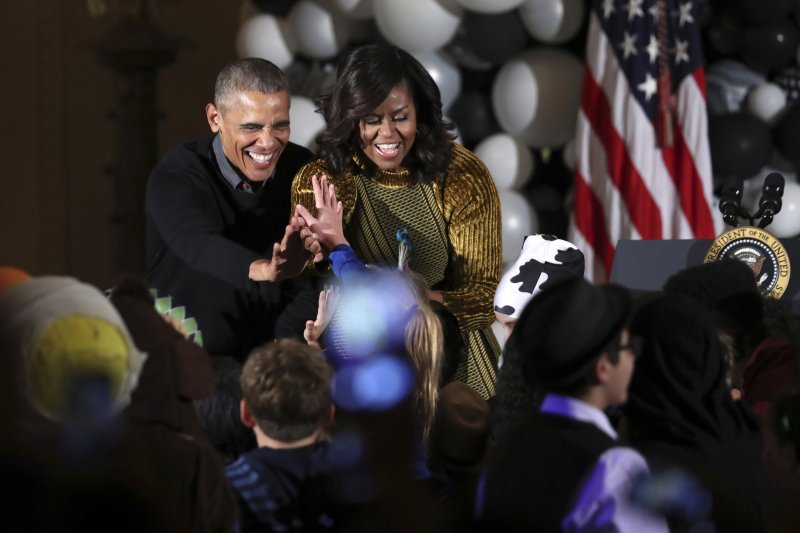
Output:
(212, 134), (271, 193)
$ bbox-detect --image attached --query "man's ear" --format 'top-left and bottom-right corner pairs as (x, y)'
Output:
(206, 103), (221, 133)
(240, 399), (257, 428)
(595, 353), (612, 385)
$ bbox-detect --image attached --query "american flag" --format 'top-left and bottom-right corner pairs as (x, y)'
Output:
(568, 0), (718, 282)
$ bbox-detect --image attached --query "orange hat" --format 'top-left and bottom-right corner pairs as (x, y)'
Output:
(0, 267), (31, 292)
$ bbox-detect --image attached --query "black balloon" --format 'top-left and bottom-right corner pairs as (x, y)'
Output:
(709, 112), (773, 179)
(448, 91), (500, 149)
(696, 0), (714, 26)
(455, 11), (530, 66)
(741, 19), (800, 72)
(773, 103), (800, 171)
(736, 0), (794, 23)
(707, 15), (742, 56)
(773, 65), (800, 102)
(251, 0), (294, 16)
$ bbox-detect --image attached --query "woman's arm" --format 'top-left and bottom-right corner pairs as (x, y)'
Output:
(435, 145), (503, 331)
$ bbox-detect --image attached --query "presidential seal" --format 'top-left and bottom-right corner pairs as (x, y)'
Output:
(705, 226), (790, 298)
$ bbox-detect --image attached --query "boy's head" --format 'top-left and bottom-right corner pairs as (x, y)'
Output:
(240, 338), (333, 443)
(510, 277), (633, 405)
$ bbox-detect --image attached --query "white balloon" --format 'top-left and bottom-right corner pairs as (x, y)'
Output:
(290, 95), (326, 151)
(335, 0), (375, 19)
(519, 0), (585, 44)
(746, 83), (788, 125)
(236, 13), (295, 69)
(765, 181), (800, 238)
(706, 59), (766, 115)
(493, 60), (538, 135)
(498, 189), (538, 263)
(454, 0), (524, 13)
(492, 47), (583, 148)
(411, 50), (462, 112)
(287, 1), (352, 60)
(374, 0), (463, 53)
(474, 133), (534, 190)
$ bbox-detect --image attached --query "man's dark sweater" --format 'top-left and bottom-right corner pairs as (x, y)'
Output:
(145, 134), (317, 359)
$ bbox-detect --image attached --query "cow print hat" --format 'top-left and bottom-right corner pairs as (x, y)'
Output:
(493, 234), (585, 320)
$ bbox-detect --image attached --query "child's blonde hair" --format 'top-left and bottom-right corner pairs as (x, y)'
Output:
(402, 268), (444, 443)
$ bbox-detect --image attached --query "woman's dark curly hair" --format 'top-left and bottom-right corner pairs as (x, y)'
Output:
(314, 44), (457, 184)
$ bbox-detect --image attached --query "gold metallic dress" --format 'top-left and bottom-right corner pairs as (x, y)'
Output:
(292, 143), (502, 398)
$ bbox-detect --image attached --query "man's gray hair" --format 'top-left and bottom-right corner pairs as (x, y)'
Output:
(214, 58), (289, 111)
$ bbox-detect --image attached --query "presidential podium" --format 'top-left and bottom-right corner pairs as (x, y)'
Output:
(608, 238), (800, 313)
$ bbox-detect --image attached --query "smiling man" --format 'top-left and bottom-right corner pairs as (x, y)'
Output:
(145, 58), (318, 360)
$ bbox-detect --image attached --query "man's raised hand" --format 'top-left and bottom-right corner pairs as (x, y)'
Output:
(248, 221), (311, 282)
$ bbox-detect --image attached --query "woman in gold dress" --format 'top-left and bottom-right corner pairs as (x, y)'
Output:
(292, 44), (501, 399)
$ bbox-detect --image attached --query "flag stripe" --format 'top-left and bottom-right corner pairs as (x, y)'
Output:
(569, 0), (716, 282)
(582, 69), (663, 240)
(586, 17), (693, 241)
(668, 68), (716, 237)
(577, 15), (691, 243)
(661, 112), (715, 237)
(572, 168), (616, 276)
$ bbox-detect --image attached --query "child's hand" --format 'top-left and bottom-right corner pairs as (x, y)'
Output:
(304, 285), (340, 348)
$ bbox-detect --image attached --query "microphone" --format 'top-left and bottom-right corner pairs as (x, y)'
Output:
(756, 172), (785, 229)
(718, 177), (744, 227)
